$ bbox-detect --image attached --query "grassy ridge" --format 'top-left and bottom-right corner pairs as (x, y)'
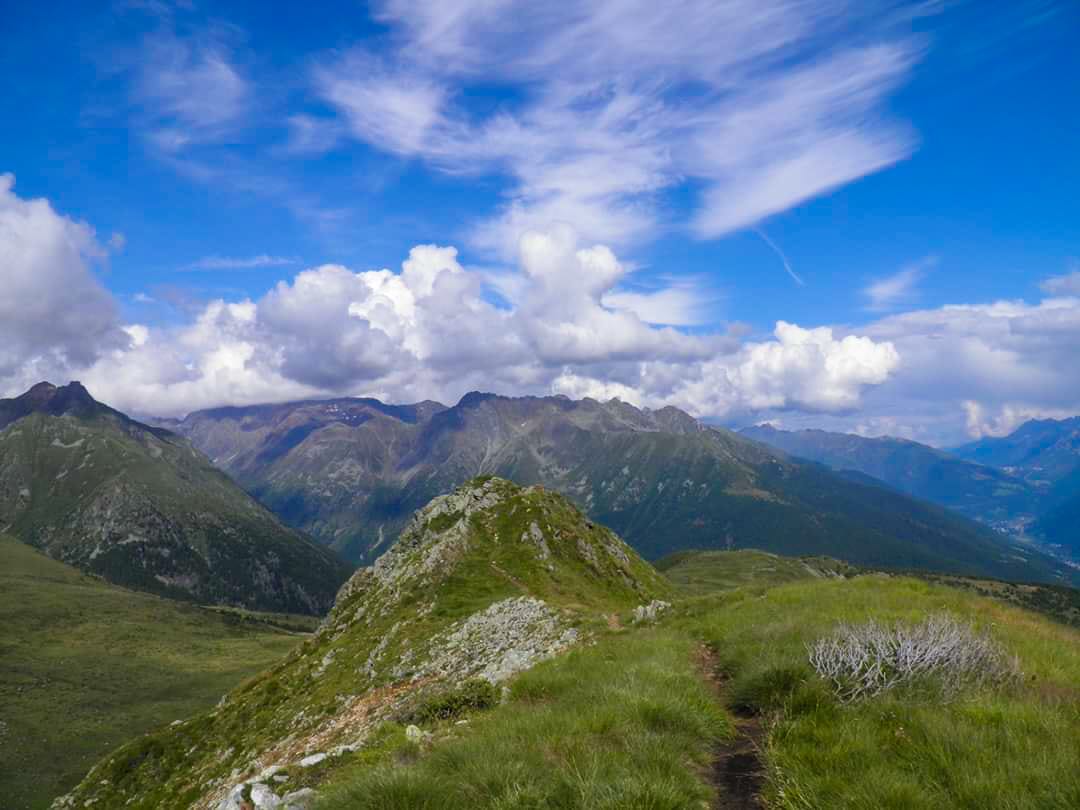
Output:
(657, 549), (857, 595)
(318, 629), (729, 809)
(0, 535), (304, 809)
(317, 554), (1080, 809)
(682, 575), (1080, 808)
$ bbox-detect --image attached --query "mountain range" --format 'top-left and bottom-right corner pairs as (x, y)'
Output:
(0, 382), (351, 614)
(740, 424), (1043, 526)
(166, 391), (1078, 585)
(953, 418), (1080, 557)
(743, 420), (1080, 561)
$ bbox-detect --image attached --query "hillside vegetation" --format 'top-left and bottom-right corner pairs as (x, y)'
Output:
(57, 490), (1080, 809)
(0, 382), (352, 613)
(0, 534), (305, 810)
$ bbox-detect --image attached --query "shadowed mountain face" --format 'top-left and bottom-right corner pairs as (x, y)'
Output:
(172, 393), (1078, 585)
(740, 424), (1043, 527)
(0, 383), (352, 614)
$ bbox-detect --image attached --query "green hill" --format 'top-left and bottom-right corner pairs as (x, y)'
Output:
(0, 534), (307, 810)
(172, 392), (1077, 585)
(657, 548), (858, 594)
(58, 485), (1080, 809)
(55, 477), (669, 809)
(0, 382), (352, 613)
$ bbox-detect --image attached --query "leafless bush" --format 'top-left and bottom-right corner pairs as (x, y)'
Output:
(808, 614), (1021, 702)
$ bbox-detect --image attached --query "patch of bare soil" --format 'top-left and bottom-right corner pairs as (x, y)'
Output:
(696, 645), (766, 809)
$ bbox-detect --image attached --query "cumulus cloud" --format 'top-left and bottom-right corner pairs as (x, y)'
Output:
(0, 175), (130, 382)
(67, 229), (893, 420)
(855, 296), (1080, 441)
(0, 191), (897, 421)
(314, 0), (921, 258)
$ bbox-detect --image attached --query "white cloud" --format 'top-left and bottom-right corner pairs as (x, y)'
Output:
(0, 184), (906, 425)
(0, 175), (130, 384)
(1040, 267), (1080, 297)
(855, 295), (1080, 441)
(133, 26), (250, 152)
(314, 0), (921, 258)
(602, 279), (718, 327)
(863, 256), (935, 311)
(183, 255), (300, 271)
(52, 225), (893, 421)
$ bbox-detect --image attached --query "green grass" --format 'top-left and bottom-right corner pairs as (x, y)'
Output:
(319, 556), (1080, 810)
(657, 549), (857, 595)
(680, 575), (1080, 809)
(317, 628), (729, 810)
(0, 535), (304, 809)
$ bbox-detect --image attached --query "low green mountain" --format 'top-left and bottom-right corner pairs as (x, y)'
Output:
(0, 382), (351, 613)
(657, 548), (858, 594)
(172, 392), (1076, 585)
(0, 534), (305, 810)
(55, 477), (668, 809)
(741, 423), (1042, 526)
(60, 504), (1080, 809)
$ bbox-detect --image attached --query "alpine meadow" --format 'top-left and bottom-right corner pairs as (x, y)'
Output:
(3, 2), (1079, 809)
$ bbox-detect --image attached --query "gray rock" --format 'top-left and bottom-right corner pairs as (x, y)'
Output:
(299, 752), (327, 767)
(632, 599), (671, 624)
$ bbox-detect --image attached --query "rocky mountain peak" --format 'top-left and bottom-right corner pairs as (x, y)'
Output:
(1, 381), (108, 431)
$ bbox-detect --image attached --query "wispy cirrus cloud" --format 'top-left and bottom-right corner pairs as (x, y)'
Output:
(182, 255), (301, 271)
(133, 25), (251, 154)
(863, 256), (936, 312)
(312, 0), (925, 259)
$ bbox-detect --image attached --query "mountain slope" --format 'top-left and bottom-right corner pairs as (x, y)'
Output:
(741, 423), (1041, 525)
(953, 416), (1080, 484)
(0, 382), (351, 613)
(952, 417), (1080, 558)
(1034, 491), (1080, 557)
(55, 477), (670, 809)
(0, 534), (304, 810)
(174, 392), (1078, 584)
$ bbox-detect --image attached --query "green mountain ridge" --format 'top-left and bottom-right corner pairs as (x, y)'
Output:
(54, 477), (669, 809)
(0, 382), (352, 614)
(172, 391), (1078, 585)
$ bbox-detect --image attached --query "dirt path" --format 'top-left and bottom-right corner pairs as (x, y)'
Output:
(696, 645), (767, 809)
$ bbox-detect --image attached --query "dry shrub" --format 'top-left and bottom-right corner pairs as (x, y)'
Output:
(808, 614), (1022, 702)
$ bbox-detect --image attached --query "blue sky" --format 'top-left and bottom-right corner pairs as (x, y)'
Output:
(2, 1), (1078, 444)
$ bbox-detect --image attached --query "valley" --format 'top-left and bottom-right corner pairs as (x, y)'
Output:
(0, 534), (306, 810)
